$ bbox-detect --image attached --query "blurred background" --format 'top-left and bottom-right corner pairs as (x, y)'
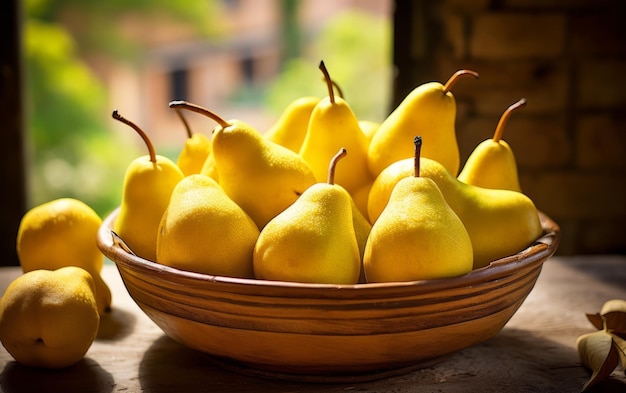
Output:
(1, 0), (625, 265)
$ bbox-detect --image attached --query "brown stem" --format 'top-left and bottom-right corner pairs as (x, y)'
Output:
(413, 136), (422, 178)
(331, 80), (344, 99)
(327, 148), (347, 185)
(319, 61), (335, 104)
(442, 69), (479, 94)
(174, 108), (193, 139)
(112, 110), (156, 163)
(493, 98), (526, 143)
(169, 100), (231, 129)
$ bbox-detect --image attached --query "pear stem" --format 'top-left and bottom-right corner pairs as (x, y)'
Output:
(442, 69), (479, 94)
(413, 136), (422, 178)
(319, 60), (335, 104)
(328, 148), (347, 185)
(331, 80), (344, 99)
(112, 110), (157, 163)
(169, 100), (231, 129)
(174, 108), (193, 139)
(493, 98), (527, 143)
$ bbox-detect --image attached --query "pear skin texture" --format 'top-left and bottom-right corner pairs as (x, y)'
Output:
(156, 174), (259, 278)
(264, 96), (320, 153)
(352, 180), (373, 220)
(177, 133), (212, 176)
(368, 82), (460, 178)
(364, 177), (473, 282)
(16, 198), (112, 315)
(212, 119), (316, 230)
(457, 139), (522, 192)
(0, 267), (100, 369)
(300, 96), (372, 195)
(114, 155), (184, 262)
(199, 153), (220, 182)
(253, 183), (361, 285)
(368, 157), (543, 269)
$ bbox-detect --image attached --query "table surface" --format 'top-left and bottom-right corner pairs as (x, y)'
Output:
(0, 255), (625, 393)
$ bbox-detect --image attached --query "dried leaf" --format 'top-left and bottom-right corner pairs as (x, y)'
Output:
(586, 299), (626, 333)
(576, 330), (620, 392)
(611, 333), (626, 375)
(600, 299), (626, 334)
(605, 311), (626, 335)
(586, 313), (604, 330)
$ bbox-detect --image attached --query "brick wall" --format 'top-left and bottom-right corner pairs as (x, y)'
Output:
(393, 0), (626, 255)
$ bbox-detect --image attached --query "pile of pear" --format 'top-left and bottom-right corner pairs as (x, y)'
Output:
(112, 62), (543, 285)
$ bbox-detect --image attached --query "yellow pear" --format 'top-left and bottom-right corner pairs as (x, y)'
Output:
(173, 108), (212, 176)
(264, 96), (320, 153)
(359, 120), (380, 142)
(365, 137), (473, 282)
(156, 174), (259, 278)
(170, 101), (316, 229)
(112, 110), (184, 261)
(253, 149), (361, 284)
(0, 266), (100, 369)
(368, 148), (542, 269)
(457, 98), (526, 192)
(367, 70), (479, 178)
(299, 61), (373, 197)
(199, 150), (220, 183)
(350, 187), (372, 284)
(16, 198), (112, 315)
(351, 180), (373, 222)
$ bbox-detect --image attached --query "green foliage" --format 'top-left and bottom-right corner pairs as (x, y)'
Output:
(265, 10), (392, 123)
(23, 0), (215, 217)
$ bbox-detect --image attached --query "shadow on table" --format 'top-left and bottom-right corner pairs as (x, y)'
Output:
(0, 357), (114, 393)
(137, 328), (626, 393)
(96, 305), (137, 341)
(564, 255), (626, 291)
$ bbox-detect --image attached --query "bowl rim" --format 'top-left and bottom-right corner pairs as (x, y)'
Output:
(97, 208), (560, 296)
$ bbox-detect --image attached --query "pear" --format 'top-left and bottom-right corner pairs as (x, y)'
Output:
(367, 70), (479, 178)
(457, 98), (526, 192)
(351, 180), (373, 221)
(254, 148), (361, 284)
(364, 137), (473, 282)
(112, 110), (184, 261)
(0, 267), (100, 369)
(16, 198), (112, 315)
(299, 61), (373, 197)
(368, 147), (543, 269)
(173, 108), (212, 177)
(264, 96), (320, 153)
(169, 101), (316, 229)
(156, 174), (259, 278)
(359, 120), (380, 142)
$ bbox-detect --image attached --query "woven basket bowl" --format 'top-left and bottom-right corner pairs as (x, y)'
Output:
(97, 208), (560, 382)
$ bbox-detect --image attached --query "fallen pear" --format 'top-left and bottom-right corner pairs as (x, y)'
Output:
(16, 197), (112, 315)
(0, 267), (100, 369)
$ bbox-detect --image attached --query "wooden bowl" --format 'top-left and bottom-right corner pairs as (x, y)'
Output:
(97, 209), (560, 382)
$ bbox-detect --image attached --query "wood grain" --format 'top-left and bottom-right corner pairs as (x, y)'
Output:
(1, 257), (625, 392)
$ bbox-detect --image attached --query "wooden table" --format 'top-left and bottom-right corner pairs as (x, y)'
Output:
(1, 255), (625, 392)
